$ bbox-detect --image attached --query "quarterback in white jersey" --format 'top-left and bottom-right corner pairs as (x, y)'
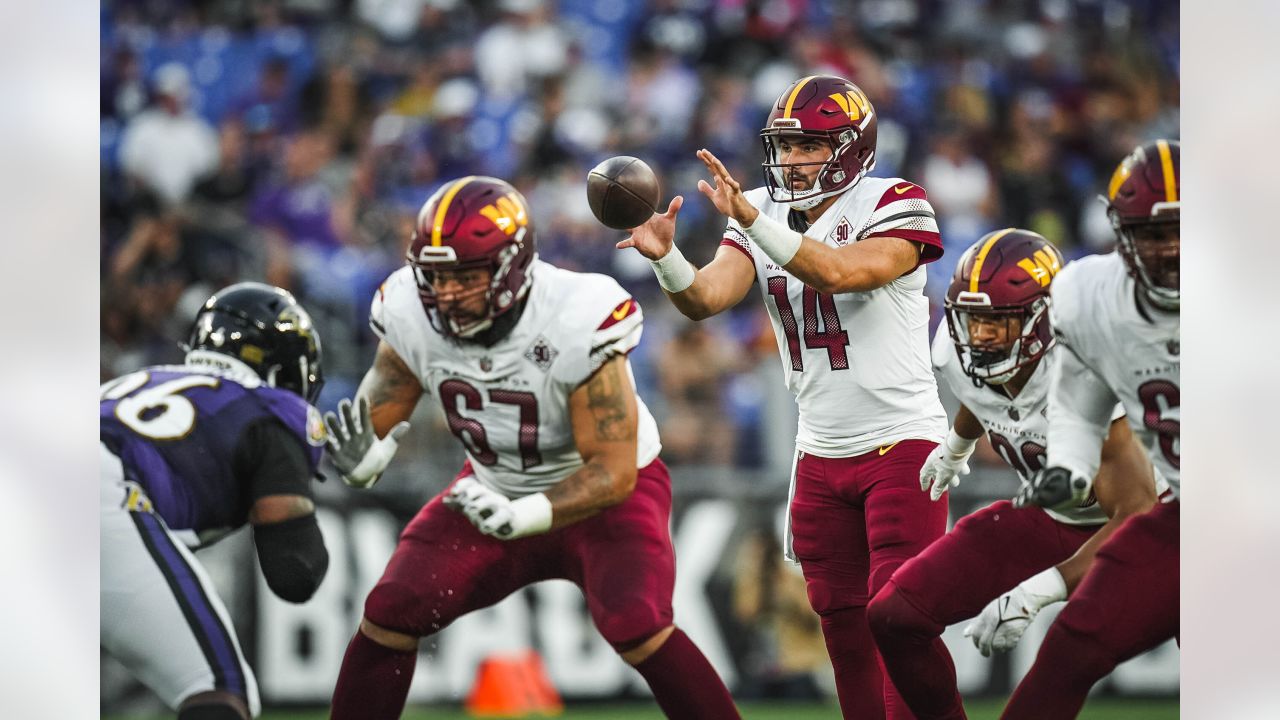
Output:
(865, 229), (1160, 719)
(720, 178), (947, 458)
(620, 74), (948, 719)
(1003, 141), (1180, 719)
(323, 177), (740, 720)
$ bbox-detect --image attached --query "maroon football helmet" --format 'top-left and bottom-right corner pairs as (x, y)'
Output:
(760, 75), (878, 209)
(407, 176), (537, 340)
(1105, 139), (1180, 310)
(945, 228), (1064, 384)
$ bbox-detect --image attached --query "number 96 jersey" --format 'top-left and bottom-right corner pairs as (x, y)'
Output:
(931, 329), (1122, 526)
(371, 259), (662, 497)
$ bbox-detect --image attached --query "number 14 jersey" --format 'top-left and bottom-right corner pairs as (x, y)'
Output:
(721, 178), (948, 457)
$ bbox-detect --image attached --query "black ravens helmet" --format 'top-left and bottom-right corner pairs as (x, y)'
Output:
(186, 282), (324, 403)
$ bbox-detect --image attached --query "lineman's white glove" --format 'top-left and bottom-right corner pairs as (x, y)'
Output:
(964, 568), (1067, 657)
(920, 429), (977, 501)
(323, 397), (410, 489)
(446, 478), (553, 540)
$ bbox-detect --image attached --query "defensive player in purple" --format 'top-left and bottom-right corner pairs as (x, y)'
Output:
(864, 229), (1161, 719)
(101, 283), (330, 720)
(324, 177), (739, 719)
(621, 75), (949, 718)
(1000, 142), (1181, 719)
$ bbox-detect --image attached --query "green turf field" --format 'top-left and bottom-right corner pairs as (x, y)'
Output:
(109, 697), (1178, 719)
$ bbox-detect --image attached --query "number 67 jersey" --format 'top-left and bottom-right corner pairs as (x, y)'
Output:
(371, 259), (662, 497)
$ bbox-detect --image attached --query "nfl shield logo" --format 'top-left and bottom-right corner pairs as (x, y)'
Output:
(479, 356), (493, 372)
(1166, 339), (1179, 356)
(524, 336), (559, 372)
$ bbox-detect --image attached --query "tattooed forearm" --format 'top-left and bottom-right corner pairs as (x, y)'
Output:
(543, 459), (625, 528)
(357, 342), (424, 436)
(586, 359), (636, 442)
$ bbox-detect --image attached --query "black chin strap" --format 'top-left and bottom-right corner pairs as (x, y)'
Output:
(472, 295), (530, 347)
(787, 209), (811, 233)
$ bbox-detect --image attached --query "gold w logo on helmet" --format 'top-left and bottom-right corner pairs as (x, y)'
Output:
(827, 89), (873, 123)
(1016, 248), (1063, 287)
(479, 192), (529, 236)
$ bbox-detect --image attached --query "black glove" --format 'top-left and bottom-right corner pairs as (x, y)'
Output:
(1014, 466), (1090, 511)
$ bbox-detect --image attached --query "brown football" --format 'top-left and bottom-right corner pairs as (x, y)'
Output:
(586, 156), (661, 230)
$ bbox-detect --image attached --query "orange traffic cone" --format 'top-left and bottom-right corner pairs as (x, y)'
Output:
(465, 650), (564, 718)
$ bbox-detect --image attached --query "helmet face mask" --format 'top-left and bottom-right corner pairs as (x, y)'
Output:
(407, 177), (537, 342)
(946, 300), (1049, 385)
(1113, 209), (1180, 310)
(944, 228), (1062, 385)
(186, 282), (324, 403)
(760, 76), (877, 209)
(1106, 140), (1180, 311)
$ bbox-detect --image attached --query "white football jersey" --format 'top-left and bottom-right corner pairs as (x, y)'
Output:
(721, 178), (948, 457)
(1047, 252), (1180, 497)
(370, 259), (662, 497)
(932, 330), (1123, 525)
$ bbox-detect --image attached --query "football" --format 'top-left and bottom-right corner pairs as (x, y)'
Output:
(586, 156), (661, 230)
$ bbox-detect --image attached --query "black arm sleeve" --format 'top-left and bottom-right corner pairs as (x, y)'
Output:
(233, 419), (315, 502)
(253, 514), (329, 603)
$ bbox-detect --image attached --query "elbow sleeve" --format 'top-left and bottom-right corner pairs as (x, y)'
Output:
(254, 514), (329, 603)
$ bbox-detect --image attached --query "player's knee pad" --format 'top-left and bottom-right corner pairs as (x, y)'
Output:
(363, 580), (427, 637)
(177, 702), (247, 720)
(867, 583), (941, 641)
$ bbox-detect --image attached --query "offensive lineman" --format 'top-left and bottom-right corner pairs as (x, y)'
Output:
(620, 74), (949, 718)
(864, 229), (1160, 719)
(1000, 140), (1181, 718)
(101, 283), (330, 720)
(323, 176), (739, 719)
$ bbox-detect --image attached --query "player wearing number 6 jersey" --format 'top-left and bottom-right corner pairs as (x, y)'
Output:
(864, 229), (1161, 719)
(326, 176), (739, 720)
(620, 74), (948, 718)
(100, 283), (330, 720)
(1000, 141), (1181, 719)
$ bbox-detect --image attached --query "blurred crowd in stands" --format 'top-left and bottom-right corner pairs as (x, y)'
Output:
(100, 0), (1176, 697)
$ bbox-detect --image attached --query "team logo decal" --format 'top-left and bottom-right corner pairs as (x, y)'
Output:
(828, 217), (854, 246)
(306, 405), (328, 447)
(827, 88), (873, 123)
(524, 335), (559, 372)
(1016, 248), (1062, 287)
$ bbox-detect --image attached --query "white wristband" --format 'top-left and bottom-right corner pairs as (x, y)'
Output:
(510, 492), (554, 535)
(944, 427), (978, 460)
(650, 245), (696, 293)
(1021, 567), (1068, 607)
(742, 212), (803, 266)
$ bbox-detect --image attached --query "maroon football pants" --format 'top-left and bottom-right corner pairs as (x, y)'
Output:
(867, 501), (1098, 719)
(788, 440), (949, 719)
(1000, 499), (1180, 720)
(364, 459), (677, 649)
